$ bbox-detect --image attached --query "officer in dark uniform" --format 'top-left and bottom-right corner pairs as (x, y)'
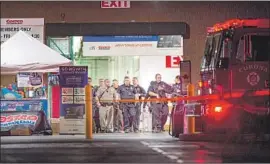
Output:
(171, 75), (183, 118)
(171, 75), (186, 136)
(172, 75), (182, 97)
(118, 76), (137, 133)
(148, 74), (174, 132)
(132, 77), (146, 133)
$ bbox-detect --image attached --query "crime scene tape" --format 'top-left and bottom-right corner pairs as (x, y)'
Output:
(88, 90), (269, 103)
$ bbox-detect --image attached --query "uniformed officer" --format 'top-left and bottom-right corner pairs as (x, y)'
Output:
(171, 75), (185, 135)
(132, 77), (146, 132)
(171, 75), (183, 116)
(95, 79), (117, 133)
(148, 73), (174, 132)
(172, 75), (182, 97)
(112, 79), (124, 133)
(118, 76), (137, 133)
(93, 78), (105, 133)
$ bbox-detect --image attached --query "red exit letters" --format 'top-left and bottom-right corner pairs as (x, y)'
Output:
(165, 56), (182, 68)
(101, 1), (131, 8)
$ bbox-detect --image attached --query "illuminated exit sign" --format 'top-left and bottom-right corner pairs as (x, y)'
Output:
(101, 1), (131, 8)
(165, 56), (183, 68)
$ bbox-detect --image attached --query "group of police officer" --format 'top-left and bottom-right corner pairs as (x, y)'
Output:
(88, 73), (182, 133)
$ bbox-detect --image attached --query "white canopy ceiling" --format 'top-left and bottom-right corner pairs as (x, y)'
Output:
(1, 31), (72, 74)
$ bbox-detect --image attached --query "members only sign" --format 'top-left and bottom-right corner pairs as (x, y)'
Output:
(0, 18), (44, 44)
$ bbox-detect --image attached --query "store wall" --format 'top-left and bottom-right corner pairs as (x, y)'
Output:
(1, 1), (269, 84)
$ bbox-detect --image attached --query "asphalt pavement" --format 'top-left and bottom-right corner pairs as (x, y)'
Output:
(1, 133), (270, 163)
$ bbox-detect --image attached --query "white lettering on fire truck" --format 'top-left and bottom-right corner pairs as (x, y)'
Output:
(239, 64), (268, 73)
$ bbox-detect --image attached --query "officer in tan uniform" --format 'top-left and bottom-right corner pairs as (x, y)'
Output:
(95, 79), (117, 133)
(93, 78), (104, 133)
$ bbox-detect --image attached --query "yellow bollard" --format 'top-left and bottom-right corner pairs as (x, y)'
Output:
(187, 116), (195, 134)
(85, 84), (93, 140)
(187, 83), (195, 101)
(187, 83), (195, 134)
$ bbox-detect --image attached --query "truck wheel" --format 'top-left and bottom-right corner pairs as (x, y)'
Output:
(230, 109), (255, 134)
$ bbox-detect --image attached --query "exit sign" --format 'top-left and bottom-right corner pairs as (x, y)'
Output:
(165, 55), (182, 68)
(101, 1), (131, 8)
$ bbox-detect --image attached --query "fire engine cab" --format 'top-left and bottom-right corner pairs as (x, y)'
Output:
(171, 18), (270, 138)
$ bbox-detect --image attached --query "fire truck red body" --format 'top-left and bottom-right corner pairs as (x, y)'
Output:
(171, 18), (270, 138)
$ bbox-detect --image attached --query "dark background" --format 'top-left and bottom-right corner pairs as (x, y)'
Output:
(1, 1), (269, 83)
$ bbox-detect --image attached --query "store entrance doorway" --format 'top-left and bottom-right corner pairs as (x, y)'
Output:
(77, 35), (184, 87)
(46, 22), (189, 87)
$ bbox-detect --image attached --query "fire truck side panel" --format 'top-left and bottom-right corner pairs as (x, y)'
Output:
(230, 62), (269, 90)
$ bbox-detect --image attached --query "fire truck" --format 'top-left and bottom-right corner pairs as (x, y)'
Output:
(171, 19), (270, 139)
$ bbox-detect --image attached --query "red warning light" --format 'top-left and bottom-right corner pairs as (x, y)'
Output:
(214, 106), (222, 113)
(207, 19), (270, 33)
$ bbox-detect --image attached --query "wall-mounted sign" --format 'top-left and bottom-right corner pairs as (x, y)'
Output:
(83, 35), (183, 56)
(0, 18), (44, 44)
(165, 55), (183, 68)
(101, 0), (131, 8)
